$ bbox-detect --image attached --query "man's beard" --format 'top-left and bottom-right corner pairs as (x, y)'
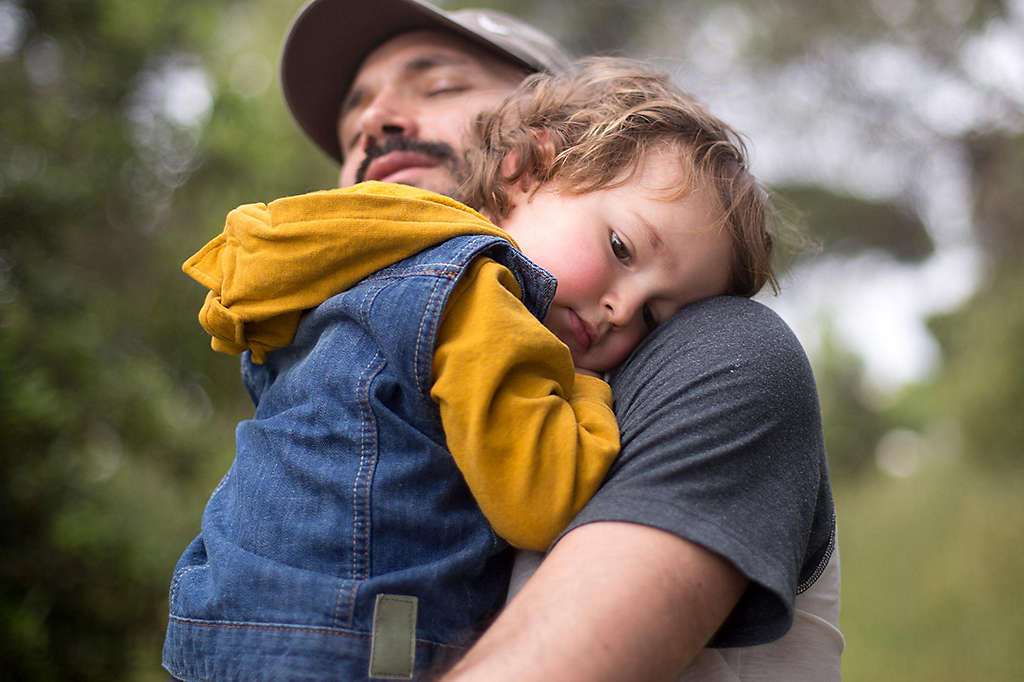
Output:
(355, 136), (462, 190)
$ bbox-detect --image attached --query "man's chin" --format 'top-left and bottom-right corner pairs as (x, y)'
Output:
(385, 169), (459, 198)
(347, 166), (460, 199)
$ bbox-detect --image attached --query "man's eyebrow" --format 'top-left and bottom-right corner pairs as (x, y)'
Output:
(402, 53), (473, 73)
(340, 87), (364, 119)
(340, 53), (474, 117)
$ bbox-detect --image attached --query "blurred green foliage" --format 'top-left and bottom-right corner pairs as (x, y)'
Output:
(1, 0), (335, 678)
(837, 457), (1024, 682)
(1, 0), (1021, 679)
(927, 265), (1024, 470)
(811, 323), (892, 478)
(778, 185), (933, 263)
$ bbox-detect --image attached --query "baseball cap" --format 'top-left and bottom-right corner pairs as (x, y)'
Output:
(280, 0), (573, 163)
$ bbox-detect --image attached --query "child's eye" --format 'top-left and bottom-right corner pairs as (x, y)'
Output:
(609, 231), (631, 262)
(642, 304), (658, 332)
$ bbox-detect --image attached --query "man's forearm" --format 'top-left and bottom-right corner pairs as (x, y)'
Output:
(442, 521), (747, 682)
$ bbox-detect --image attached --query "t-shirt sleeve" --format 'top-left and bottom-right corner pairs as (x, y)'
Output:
(430, 257), (620, 553)
(560, 296), (834, 647)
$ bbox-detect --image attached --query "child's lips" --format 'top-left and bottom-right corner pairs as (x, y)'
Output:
(567, 309), (594, 351)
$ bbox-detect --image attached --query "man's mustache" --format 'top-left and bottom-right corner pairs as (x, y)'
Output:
(355, 137), (458, 183)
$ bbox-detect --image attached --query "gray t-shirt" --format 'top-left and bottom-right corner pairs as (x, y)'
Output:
(564, 295), (836, 647)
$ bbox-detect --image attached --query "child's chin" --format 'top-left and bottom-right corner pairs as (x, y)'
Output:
(573, 363), (607, 378)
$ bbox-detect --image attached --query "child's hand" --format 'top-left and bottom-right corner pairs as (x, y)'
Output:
(575, 367), (602, 378)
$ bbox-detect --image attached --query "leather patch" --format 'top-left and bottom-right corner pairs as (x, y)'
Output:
(368, 594), (418, 679)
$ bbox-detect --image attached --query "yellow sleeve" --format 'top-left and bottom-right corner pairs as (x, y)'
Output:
(430, 257), (620, 551)
(182, 182), (511, 363)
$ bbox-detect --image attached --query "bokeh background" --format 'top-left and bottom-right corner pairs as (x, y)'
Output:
(2, 0), (1022, 679)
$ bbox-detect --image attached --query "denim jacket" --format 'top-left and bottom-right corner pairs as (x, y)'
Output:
(164, 234), (556, 681)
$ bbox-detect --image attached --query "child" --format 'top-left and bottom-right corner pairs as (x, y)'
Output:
(164, 58), (778, 680)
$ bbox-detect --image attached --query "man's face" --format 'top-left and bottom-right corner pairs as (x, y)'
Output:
(337, 30), (526, 196)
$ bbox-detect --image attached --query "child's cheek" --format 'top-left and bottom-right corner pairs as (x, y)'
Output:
(553, 259), (607, 301)
(593, 329), (645, 373)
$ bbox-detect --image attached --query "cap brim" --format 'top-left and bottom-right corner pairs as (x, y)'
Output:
(280, 0), (539, 164)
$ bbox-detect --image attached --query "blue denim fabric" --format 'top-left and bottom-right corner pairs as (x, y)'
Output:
(164, 235), (556, 681)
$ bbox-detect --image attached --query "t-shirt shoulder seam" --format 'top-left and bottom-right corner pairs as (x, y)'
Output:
(797, 513), (837, 594)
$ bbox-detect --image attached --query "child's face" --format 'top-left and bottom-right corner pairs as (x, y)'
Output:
(499, 147), (734, 373)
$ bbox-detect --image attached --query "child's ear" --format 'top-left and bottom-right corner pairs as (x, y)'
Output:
(531, 127), (556, 171)
(498, 148), (524, 183)
(498, 149), (538, 195)
(499, 127), (556, 193)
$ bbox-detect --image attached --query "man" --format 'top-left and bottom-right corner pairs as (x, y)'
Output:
(280, 0), (570, 194)
(280, 1), (842, 679)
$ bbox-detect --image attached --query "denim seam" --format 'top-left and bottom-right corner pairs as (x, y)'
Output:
(364, 265), (460, 284)
(209, 468), (231, 499)
(169, 613), (374, 639)
(413, 276), (451, 396)
(169, 564), (208, 609)
(336, 352), (387, 628)
(166, 614), (468, 652)
(410, 236), (507, 393)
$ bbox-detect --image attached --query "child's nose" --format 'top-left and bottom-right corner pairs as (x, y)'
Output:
(603, 290), (643, 328)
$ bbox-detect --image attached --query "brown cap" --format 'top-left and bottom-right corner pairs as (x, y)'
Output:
(280, 0), (573, 163)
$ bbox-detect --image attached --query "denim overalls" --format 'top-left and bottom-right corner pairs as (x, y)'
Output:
(163, 234), (556, 680)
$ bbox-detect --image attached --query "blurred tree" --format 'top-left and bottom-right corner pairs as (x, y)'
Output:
(922, 130), (1024, 470)
(812, 322), (893, 476)
(2, 0), (1022, 678)
(926, 271), (1024, 470)
(1, 0), (334, 678)
(776, 185), (932, 263)
(965, 131), (1024, 270)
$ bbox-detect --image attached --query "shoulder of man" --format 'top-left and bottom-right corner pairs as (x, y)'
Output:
(593, 295), (835, 647)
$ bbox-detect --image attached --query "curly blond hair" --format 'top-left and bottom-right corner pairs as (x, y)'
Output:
(455, 57), (779, 297)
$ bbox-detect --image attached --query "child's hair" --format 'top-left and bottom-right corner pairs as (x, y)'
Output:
(456, 57), (780, 297)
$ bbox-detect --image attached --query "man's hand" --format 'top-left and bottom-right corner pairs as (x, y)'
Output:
(442, 521), (747, 681)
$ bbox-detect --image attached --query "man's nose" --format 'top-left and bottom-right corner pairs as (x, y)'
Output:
(356, 90), (419, 144)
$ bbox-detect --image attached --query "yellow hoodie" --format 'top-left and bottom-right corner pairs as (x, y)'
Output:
(182, 182), (619, 551)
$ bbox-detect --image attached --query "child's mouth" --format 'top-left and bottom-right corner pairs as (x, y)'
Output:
(567, 309), (594, 351)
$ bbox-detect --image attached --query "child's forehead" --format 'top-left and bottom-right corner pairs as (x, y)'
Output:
(547, 143), (688, 194)
(618, 145), (713, 202)
(618, 151), (728, 245)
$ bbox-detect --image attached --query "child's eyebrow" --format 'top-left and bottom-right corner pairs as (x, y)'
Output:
(633, 212), (666, 253)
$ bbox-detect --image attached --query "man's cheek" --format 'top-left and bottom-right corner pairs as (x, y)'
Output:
(339, 160), (360, 188)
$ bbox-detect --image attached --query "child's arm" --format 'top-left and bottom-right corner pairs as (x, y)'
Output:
(431, 257), (620, 552)
(182, 183), (509, 362)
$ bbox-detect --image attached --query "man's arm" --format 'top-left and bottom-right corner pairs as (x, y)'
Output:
(445, 296), (832, 678)
(442, 521), (747, 682)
